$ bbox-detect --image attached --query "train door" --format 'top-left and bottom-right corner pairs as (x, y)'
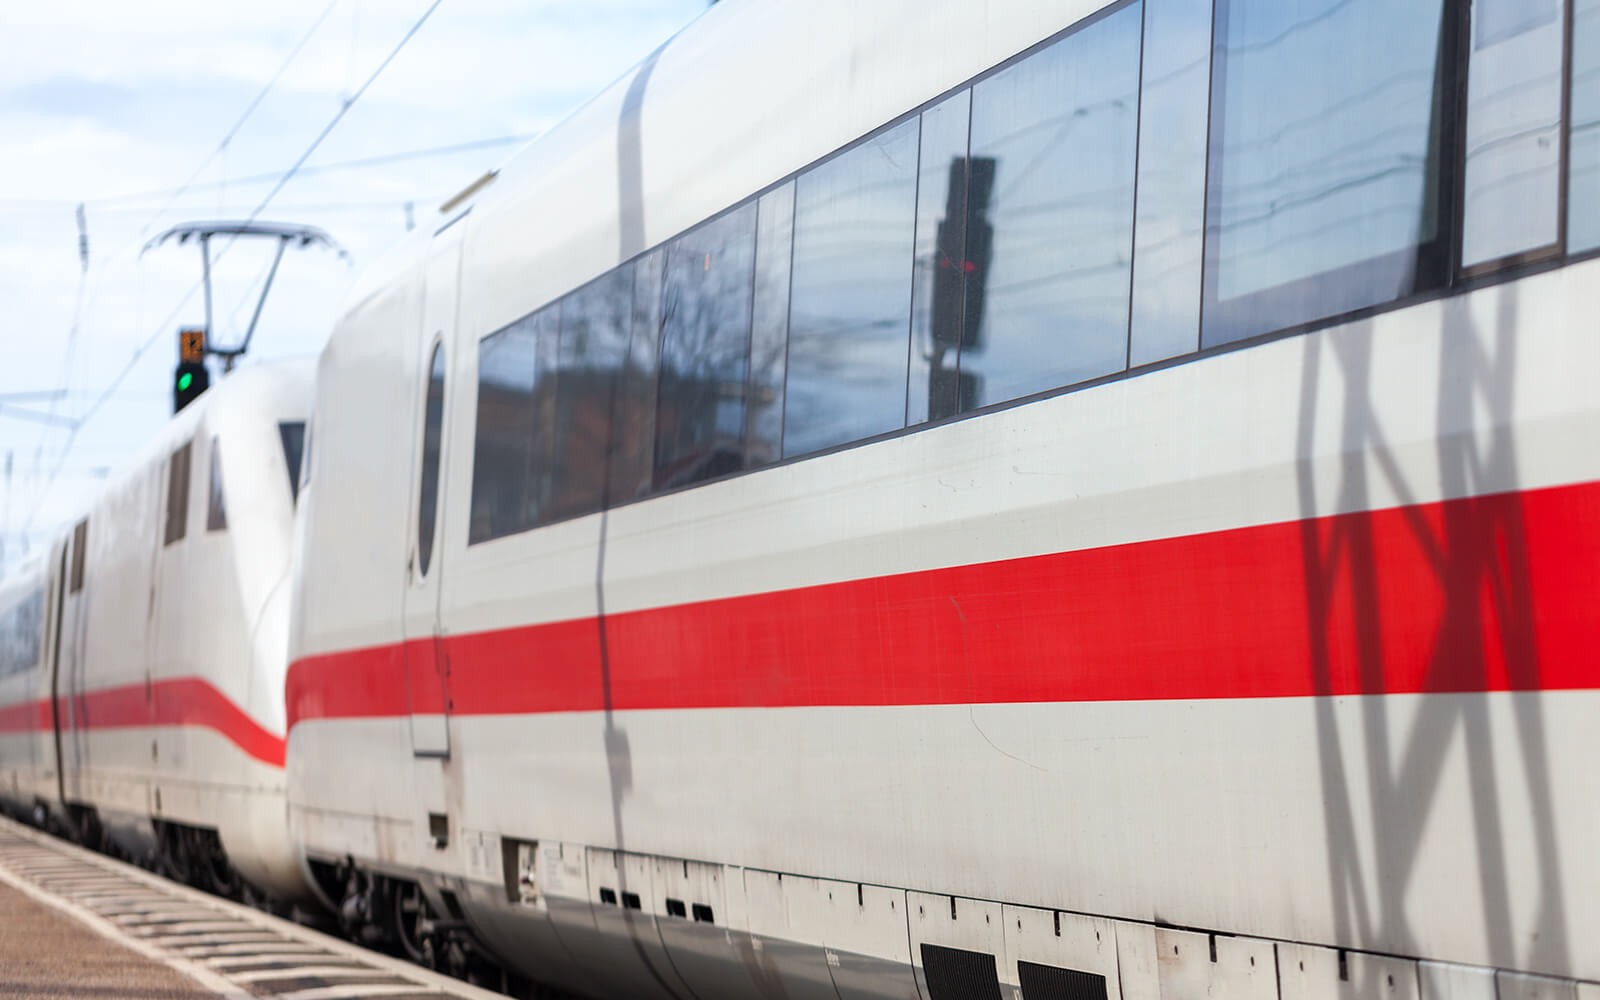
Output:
(400, 237), (461, 758)
(57, 518), (89, 805)
(36, 538), (68, 806)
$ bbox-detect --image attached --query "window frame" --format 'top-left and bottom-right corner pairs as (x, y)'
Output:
(163, 440), (192, 547)
(416, 340), (447, 579)
(69, 520), (87, 594)
(206, 435), (227, 532)
(1198, 0), (1467, 349)
(1456, 0), (1575, 278)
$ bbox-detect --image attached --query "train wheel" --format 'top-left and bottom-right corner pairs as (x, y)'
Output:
(391, 881), (432, 966)
(199, 834), (241, 899)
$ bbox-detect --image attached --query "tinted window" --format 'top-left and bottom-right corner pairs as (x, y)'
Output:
(206, 435), (227, 531)
(654, 204), (756, 490)
(470, 312), (545, 543)
(908, 90), (973, 426)
(300, 419), (313, 491)
(417, 344), (446, 577)
(962, 4), (1142, 407)
(1461, 0), (1564, 266)
(608, 251), (663, 505)
(1573, 0), (1600, 252)
(1204, 0), (1452, 345)
(163, 441), (192, 546)
(0, 589), (43, 678)
(69, 520), (86, 594)
(1130, 0), (1212, 365)
(548, 266), (633, 522)
(747, 183), (795, 468)
(785, 118), (920, 457)
(278, 421), (305, 504)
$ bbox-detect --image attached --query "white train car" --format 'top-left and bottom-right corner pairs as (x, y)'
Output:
(286, 0), (1600, 997)
(0, 363), (313, 900)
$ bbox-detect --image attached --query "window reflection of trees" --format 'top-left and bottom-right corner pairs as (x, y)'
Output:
(653, 204), (756, 490)
(608, 251), (663, 505)
(470, 315), (543, 543)
(548, 266), (633, 523)
(748, 185), (795, 469)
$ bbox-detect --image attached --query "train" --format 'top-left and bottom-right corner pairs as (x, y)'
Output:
(7, 0), (1600, 997)
(0, 362), (310, 898)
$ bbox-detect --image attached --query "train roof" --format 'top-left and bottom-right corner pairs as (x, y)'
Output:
(32, 361), (313, 550)
(339, 0), (1107, 340)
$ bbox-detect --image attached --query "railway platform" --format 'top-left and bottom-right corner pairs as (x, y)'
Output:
(0, 815), (507, 1000)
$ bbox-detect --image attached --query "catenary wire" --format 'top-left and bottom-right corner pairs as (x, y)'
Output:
(21, 0), (447, 541)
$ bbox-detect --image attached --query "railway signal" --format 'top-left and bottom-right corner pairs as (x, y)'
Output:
(173, 328), (210, 413)
(143, 222), (349, 407)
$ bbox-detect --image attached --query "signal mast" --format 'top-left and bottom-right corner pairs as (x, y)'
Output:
(143, 222), (347, 413)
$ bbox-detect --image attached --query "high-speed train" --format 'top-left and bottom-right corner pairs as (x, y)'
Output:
(4, 0), (1600, 997)
(283, 0), (1600, 997)
(0, 363), (312, 900)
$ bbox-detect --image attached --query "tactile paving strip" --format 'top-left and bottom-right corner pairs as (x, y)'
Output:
(0, 815), (508, 1000)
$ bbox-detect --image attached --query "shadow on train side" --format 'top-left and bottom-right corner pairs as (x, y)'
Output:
(1296, 279), (1573, 990)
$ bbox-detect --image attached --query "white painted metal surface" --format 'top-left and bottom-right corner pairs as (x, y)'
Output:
(282, 0), (1600, 989)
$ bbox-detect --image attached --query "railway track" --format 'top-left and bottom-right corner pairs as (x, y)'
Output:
(0, 813), (509, 1000)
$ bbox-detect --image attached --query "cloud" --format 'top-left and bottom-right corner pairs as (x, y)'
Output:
(0, 0), (708, 561)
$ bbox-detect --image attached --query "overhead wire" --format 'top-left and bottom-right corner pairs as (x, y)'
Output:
(230, 0), (446, 237)
(138, 0), (346, 238)
(9, 0), (353, 560)
(21, 0), (446, 541)
(0, 136), (534, 208)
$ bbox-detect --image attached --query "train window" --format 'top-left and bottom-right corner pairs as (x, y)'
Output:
(1461, 0), (1565, 268)
(547, 266), (633, 523)
(1572, 0), (1600, 253)
(1129, 0), (1212, 366)
(470, 311), (548, 543)
(784, 117), (920, 458)
(69, 520), (86, 594)
(1202, 0), (1453, 346)
(746, 182), (795, 469)
(0, 588), (43, 679)
(278, 421), (305, 504)
(908, 89), (974, 425)
(163, 440), (192, 546)
(653, 203), (756, 490)
(960, 3), (1141, 408)
(300, 419), (313, 491)
(608, 251), (663, 505)
(416, 343), (446, 578)
(206, 435), (227, 532)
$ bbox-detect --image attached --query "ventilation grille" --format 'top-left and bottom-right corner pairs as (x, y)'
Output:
(1019, 960), (1108, 1000)
(922, 943), (1002, 1000)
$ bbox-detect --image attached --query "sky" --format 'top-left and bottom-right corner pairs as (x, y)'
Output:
(0, 0), (711, 571)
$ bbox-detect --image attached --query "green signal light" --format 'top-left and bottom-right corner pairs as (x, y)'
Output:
(177, 372), (193, 392)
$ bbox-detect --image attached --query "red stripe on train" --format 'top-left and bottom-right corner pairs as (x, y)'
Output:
(287, 479), (1600, 730)
(0, 679), (285, 768)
